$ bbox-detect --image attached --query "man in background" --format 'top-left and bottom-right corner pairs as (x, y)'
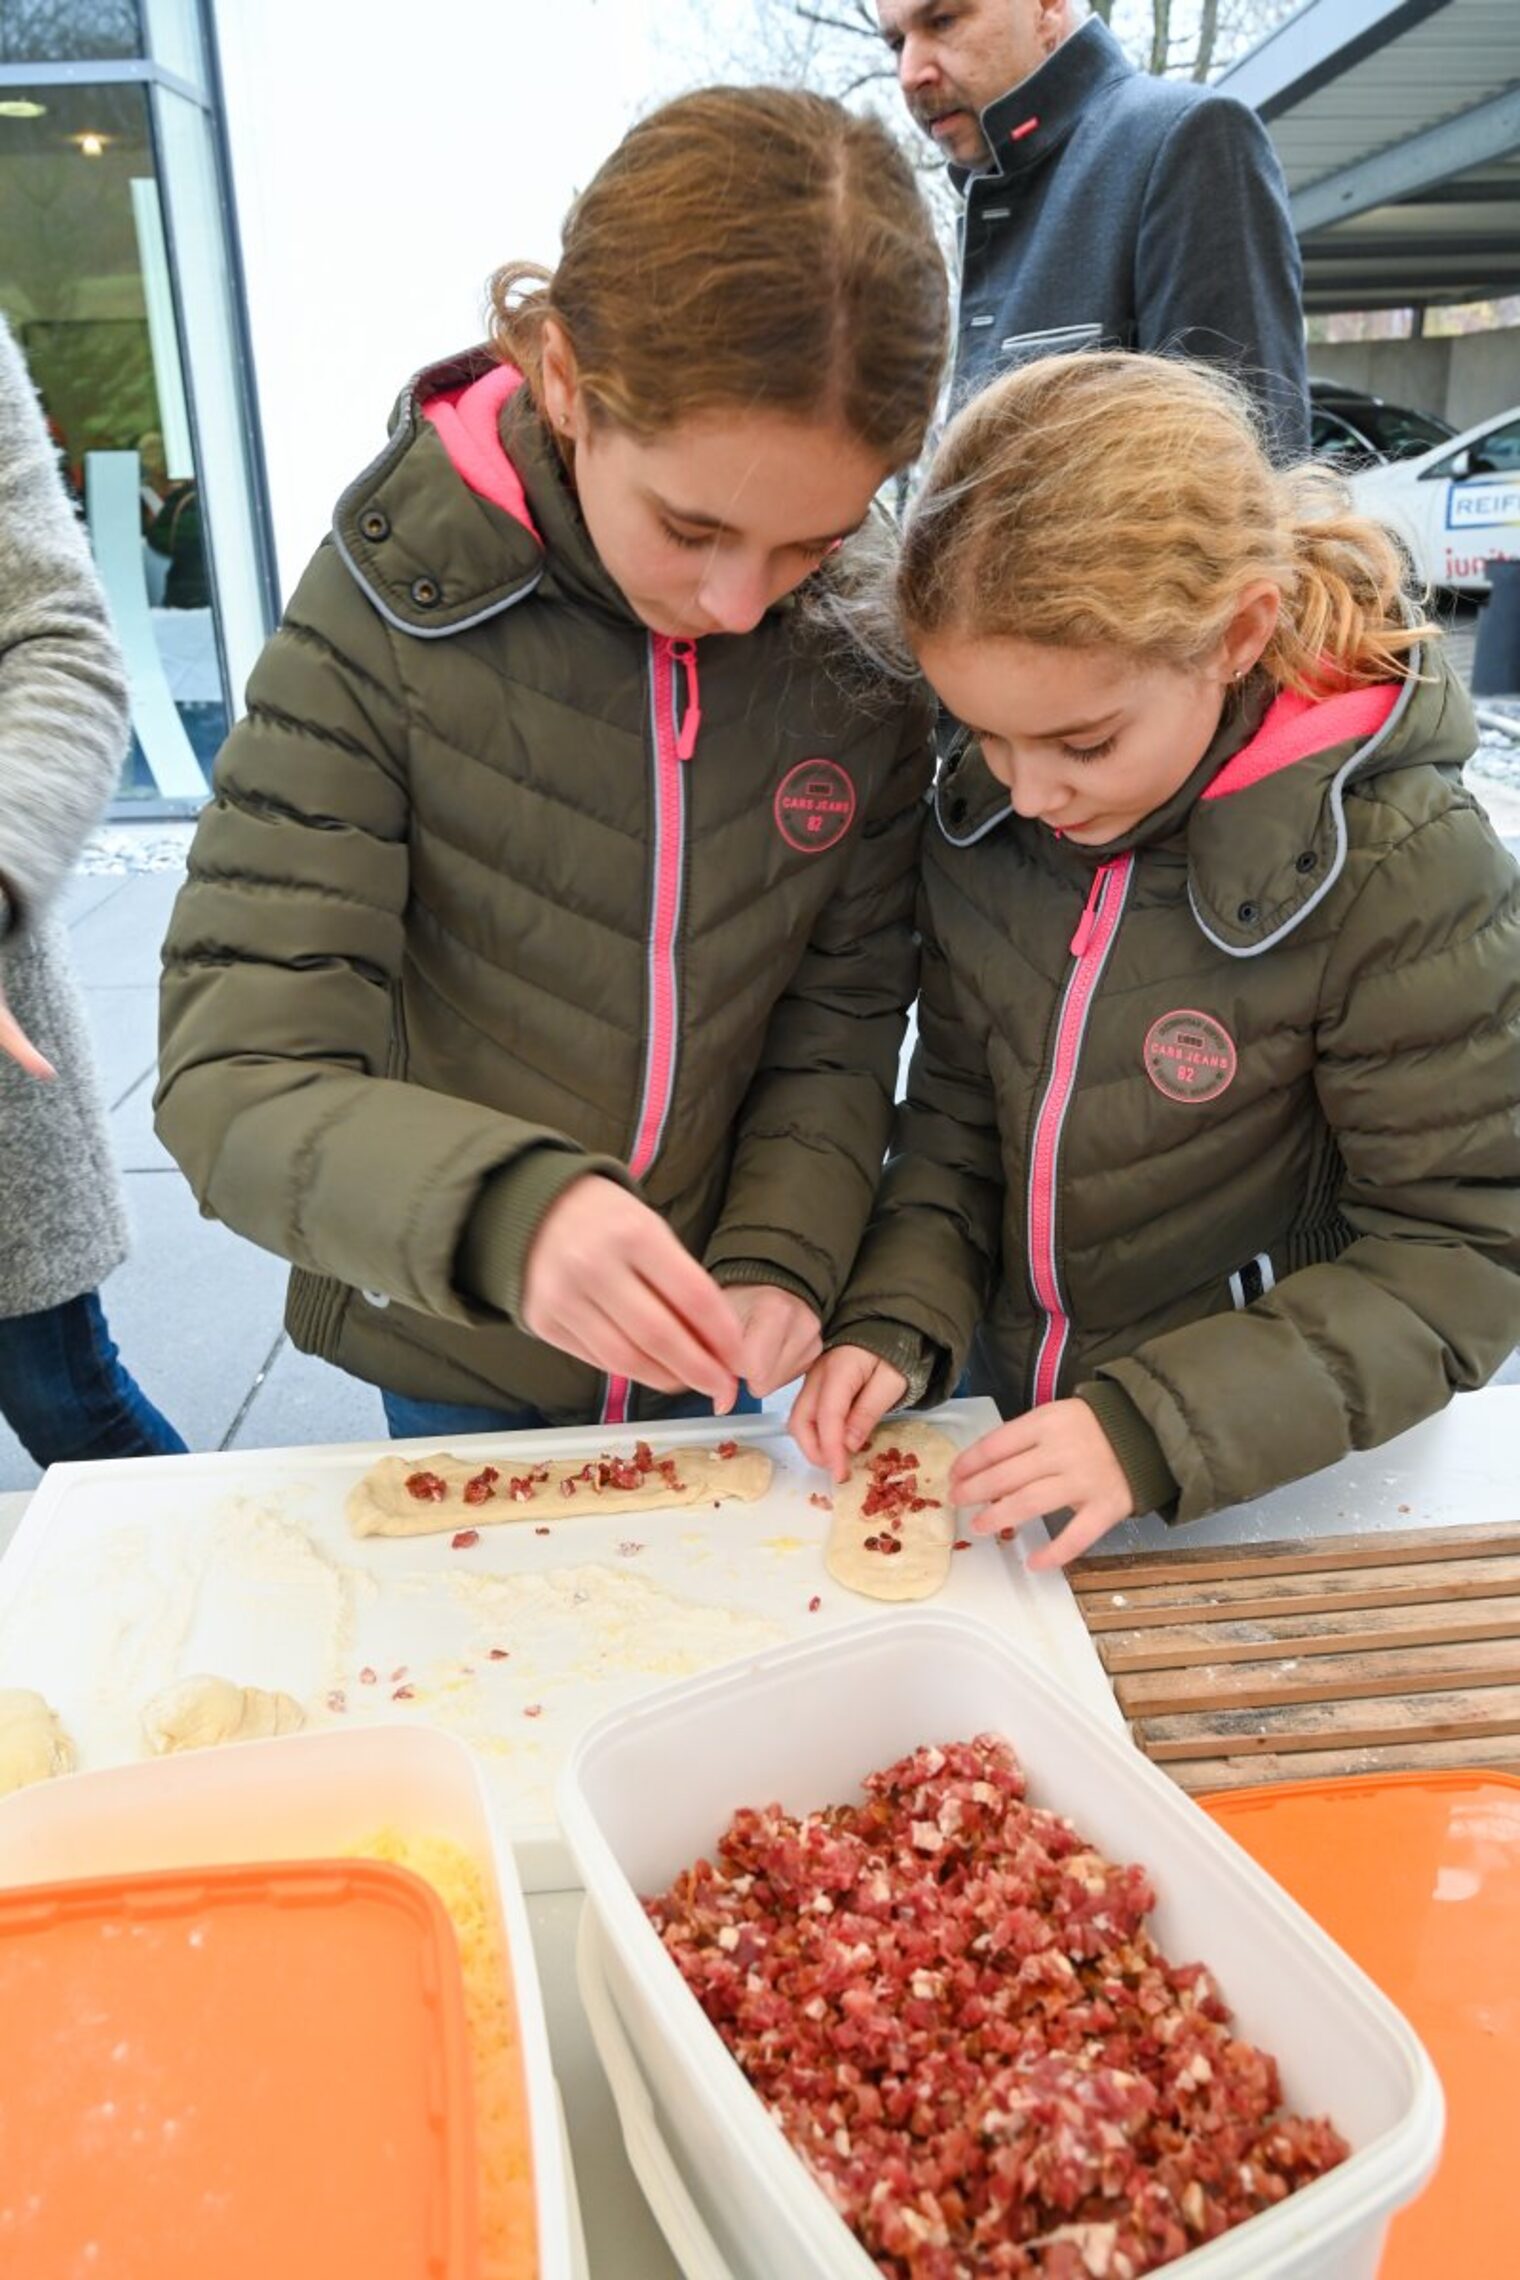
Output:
(880, 0), (1309, 456)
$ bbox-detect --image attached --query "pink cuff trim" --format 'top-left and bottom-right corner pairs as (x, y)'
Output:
(422, 363), (541, 539)
(1202, 680), (1401, 802)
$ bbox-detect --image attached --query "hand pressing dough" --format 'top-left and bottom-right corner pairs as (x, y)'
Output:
(347, 1439), (773, 1540)
(825, 1423), (957, 1603)
(0, 1687), (76, 1794)
(142, 1674), (305, 1755)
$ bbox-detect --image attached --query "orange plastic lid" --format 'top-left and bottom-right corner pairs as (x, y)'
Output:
(1203, 1770), (1520, 2276)
(0, 1858), (479, 2280)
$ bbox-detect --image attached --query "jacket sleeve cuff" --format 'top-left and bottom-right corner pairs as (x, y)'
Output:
(455, 1147), (630, 1324)
(708, 1259), (820, 1311)
(1076, 1380), (1181, 1521)
(825, 1320), (939, 1408)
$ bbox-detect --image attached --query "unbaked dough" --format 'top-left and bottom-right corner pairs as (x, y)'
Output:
(825, 1422), (957, 1603)
(0, 1687), (75, 1794)
(347, 1440), (773, 1540)
(142, 1674), (305, 1755)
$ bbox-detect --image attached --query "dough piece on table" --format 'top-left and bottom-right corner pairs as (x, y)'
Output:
(825, 1423), (957, 1603)
(0, 1687), (76, 1794)
(142, 1674), (305, 1756)
(347, 1438), (773, 1540)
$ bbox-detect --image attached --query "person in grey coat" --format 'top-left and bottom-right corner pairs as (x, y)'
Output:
(0, 316), (184, 1464)
(880, 0), (1309, 456)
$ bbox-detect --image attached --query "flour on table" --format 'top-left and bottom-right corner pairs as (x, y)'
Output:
(443, 1562), (787, 1686)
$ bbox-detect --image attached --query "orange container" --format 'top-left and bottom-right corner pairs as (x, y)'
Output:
(1203, 1770), (1520, 2277)
(0, 1857), (480, 2280)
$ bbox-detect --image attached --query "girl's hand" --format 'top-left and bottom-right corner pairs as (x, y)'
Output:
(950, 1399), (1134, 1569)
(0, 980), (53, 1080)
(522, 1177), (745, 1409)
(790, 1345), (908, 1481)
(724, 1285), (823, 1398)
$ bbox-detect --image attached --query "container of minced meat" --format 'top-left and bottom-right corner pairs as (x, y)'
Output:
(0, 1725), (572, 2280)
(557, 1612), (1442, 2280)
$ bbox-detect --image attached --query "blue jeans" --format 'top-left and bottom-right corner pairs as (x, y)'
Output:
(0, 1291), (187, 1466)
(382, 1385), (762, 1439)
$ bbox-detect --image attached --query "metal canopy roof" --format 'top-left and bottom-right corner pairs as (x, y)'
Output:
(1219, 0), (1520, 313)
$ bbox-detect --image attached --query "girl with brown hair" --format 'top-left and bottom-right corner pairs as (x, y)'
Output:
(157, 87), (949, 1437)
(795, 350), (1520, 1556)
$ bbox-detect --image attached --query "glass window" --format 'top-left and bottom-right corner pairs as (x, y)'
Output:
(1310, 409), (1368, 468)
(1353, 403), (1454, 460)
(0, 77), (228, 807)
(1470, 419), (1520, 475)
(0, 2), (142, 64)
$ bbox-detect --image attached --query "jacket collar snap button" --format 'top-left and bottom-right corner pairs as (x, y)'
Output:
(410, 576), (440, 607)
(360, 509), (389, 542)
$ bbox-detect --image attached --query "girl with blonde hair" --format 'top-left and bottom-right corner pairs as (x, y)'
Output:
(157, 88), (948, 1436)
(795, 350), (1520, 1558)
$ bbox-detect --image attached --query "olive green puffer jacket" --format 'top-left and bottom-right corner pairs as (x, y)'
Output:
(157, 352), (932, 1420)
(829, 653), (1520, 1522)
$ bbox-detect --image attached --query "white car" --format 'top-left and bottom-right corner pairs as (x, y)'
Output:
(1349, 403), (1520, 594)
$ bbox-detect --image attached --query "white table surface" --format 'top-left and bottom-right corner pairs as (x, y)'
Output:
(0, 1383), (1514, 2280)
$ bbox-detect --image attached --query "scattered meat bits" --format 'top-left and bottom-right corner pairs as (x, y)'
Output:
(523, 1703), (543, 1720)
(953, 1539), (973, 1553)
(808, 1492), (833, 1513)
(859, 1444), (942, 1525)
(716, 1440), (739, 1459)
(451, 1528), (481, 1550)
(326, 1689), (347, 1714)
(463, 1465), (500, 1506)
(404, 1470), (448, 1503)
(359, 1666), (378, 1685)
(616, 1540), (646, 1557)
(807, 1595), (822, 1613)
(646, 1734), (1347, 2280)
(534, 1525), (551, 1537)
(390, 1666), (408, 1683)
(391, 1684), (415, 1702)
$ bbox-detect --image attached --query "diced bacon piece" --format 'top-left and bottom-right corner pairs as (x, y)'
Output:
(463, 1466), (499, 1505)
(404, 1470), (448, 1502)
(451, 1528), (480, 1549)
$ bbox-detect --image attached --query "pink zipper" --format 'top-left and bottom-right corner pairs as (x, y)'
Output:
(601, 634), (698, 1426)
(1026, 854), (1134, 1409)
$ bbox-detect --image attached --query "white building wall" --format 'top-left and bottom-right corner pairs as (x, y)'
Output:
(211, 0), (666, 603)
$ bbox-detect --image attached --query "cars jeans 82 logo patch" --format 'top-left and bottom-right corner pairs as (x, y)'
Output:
(773, 758), (857, 854)
(1144, 1008), (1238, 1104)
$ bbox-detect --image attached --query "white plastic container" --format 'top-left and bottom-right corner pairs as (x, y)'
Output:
(0, 1723), (576, 2280)
(558, 1612), (1443, 2280)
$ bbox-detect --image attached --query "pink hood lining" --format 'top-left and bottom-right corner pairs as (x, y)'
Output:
(421, 363), (542, 540)
(1202, 680), (1401, 803)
